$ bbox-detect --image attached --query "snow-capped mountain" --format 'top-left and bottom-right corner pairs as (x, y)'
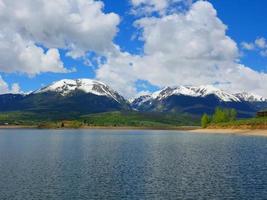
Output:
(235, 92), (267, 102)
(34, 79), (125, 103)
(131, 95), (152, 107)
(133, 85), (267, 104)
(131, 85), (267, 117)
(149, 85), (240, 102)
(0, 79), (130, 116)
(0, 81), (266, 118)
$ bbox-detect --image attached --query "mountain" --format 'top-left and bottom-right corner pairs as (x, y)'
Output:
(0, 94), (25, 111)
(235, 92), (267, 112)
(34, 79), (126, 104)
(235, 92), (267, 102)
(0, 79), (130, 118)
(0, 81), (266, 119)
(132, 86), (267, 117)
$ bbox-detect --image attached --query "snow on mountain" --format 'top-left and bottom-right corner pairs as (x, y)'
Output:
(132, 85), (267, 109)
(131, 95), (152, 107)
(34, 79), (124, 103)
(148, 85), (241, 102)
(235, 92), (267, 102)
(189, 85), (241, 102)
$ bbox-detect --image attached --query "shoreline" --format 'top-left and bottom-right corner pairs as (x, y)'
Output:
(1, 125), (267, 137)
(0, 125), (199, 131)
(80, 125), (199, 131)
(190, 128), (267, 137)
(0, 125), (37, 129)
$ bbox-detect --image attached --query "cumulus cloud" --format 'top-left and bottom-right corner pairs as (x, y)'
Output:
(97, 1), (267, 98)
(97, 46), (140, 97)
(241, 37), (267, 58)
(10, 83), (21, 94)
(241, 42), (255, 50)
(131, 0), (192, 15)
(0, 76), (21, 94)
(0, 77), (9, 94)
(0, 33), (68, 75)
(255, 37), (267, 49)
(0, 0), (120, 75)
(242, 37), (267, 50)
(221, 64), (267, 96)
(131, 0), (169, 12)
(260, 50), (267, 57)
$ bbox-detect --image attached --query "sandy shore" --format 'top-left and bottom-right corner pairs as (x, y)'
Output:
(190, 129), (267, 137)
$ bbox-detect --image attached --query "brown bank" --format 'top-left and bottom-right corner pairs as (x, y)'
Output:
(190, 128), (267, 137)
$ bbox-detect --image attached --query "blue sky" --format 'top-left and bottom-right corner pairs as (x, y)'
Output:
(210, 0), (267, 71)
(0, 0), (267, 97)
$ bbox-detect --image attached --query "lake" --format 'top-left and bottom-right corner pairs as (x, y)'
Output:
(0, 129), (267, 199)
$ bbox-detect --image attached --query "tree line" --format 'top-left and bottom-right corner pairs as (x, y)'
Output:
(201, 107), (237, 128)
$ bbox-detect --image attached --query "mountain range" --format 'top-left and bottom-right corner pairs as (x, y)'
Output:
(0, 79), (266, 119)
(132, 85), (267, 117)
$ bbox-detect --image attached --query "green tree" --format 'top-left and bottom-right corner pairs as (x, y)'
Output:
(201, 113), (210, 128)
(230, 109), (237, 121)
(212, 107), (226, 123)
(212, 107), (237, 123)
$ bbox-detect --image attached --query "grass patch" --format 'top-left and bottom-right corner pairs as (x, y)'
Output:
(0, 111), (42, 125)
(208, 117), (267, 129)
(0, 111), (199, 128)
(80, 111), (199, 128)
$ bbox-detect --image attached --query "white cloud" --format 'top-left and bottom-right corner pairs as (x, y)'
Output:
(131, 0), (167, 8)
(260, 50), (267, 57)
(241, 37), (267, 57)
(97, 46), (139, 97)
(241, 42), (255, 50)
(0, 0), (120, 75)
(255, 37), (267, 49)
(11, 83), (21, 94)
(131, 0), (169, 13)
(97, 1), (267, 98)
(0, 76), (9, 94)
(0, 33), (68, 75)
(221, 64), (267, 96)
(131, 0), (192, 15)
(0, 76), (21, 94)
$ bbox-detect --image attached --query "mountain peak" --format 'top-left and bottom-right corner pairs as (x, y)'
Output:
(149, 85), (240, 102)
(34, 78), (124, 103)
(235, 92), (267, 102)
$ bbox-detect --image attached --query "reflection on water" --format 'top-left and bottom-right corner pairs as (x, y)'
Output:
(0, 129), (267, 199)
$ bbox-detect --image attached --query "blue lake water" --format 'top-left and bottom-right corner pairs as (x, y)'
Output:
(0, 129), (267, 199)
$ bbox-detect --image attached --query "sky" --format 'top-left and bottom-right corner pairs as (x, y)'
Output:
(0, 0), (267, 98)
